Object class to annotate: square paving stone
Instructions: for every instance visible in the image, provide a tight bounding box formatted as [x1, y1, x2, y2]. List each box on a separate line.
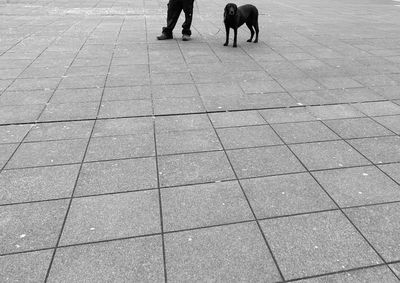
[92, 117, 153, 137]
[50, 88, 103, 103]
[227, 146, 306, 178]
[378, 163, 400, 183]
[151, 72, 192, 85]
[324, 117, 393, 139]
[0, 164, 80, 204]
[353, 101, 400, 116]
[0, 125, 32, 144]
[0, 105, 44, 124]
[371, 85, 400, 100]
[158, 151, 235, 187]
[153, 97, 205, 115]
[58, 76, 106, 89]
[165, 222, 281, 282]
[260, 210, 382, 280]
[316, 77, 363, 89]
[98, 99, 153, 118]
[151, 84, 198, 99]
[7, 139, 87, 169]
[240, 173, 335, 218]
[102, 86, 151, 101]
[85, 133, 155, 162]
[161, 181, 253, 231]
[0, 90, 53, 106]
[60, 191, 160, 245]
[155, 114, 212, 132]
[345, 203, 400, 262]
[277, 78, 323, 92]
[0, 200, 68, 254]
[217, 125, 283, 149]
[48, 236, 164, 282]
[390, 263, 400, 278]
[209, 111, 265, 128]
[156, 129, 221, 155]
[39, 102, 99, 122]
[374, 115, 400, 134]
[0, 250, 53, 283]
[289, 140, 370, 170]
[75, 157, 157, 196]
[295, 266, 399, 283]
[308, 105, 365, 120]
[0, 143, 18, 168]
[313, 166, 400, 207]
[239, 80, 285, 94]
[349, 136, 400, 164]
[272, 121, 339, 144]
[26, 121, 94, 141]
[8, 78, 61, 91]
[259, 107, 316, 124]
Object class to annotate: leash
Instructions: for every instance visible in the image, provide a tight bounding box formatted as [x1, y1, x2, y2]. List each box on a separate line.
[194, 0, 222, 37]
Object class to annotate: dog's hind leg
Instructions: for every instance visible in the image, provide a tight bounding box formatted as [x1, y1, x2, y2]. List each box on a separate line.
[253, 16, 259, 43]
[246, 22, 254, 42]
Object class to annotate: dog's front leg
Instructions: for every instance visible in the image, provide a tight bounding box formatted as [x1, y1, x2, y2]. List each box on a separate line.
[224, 24, 229, 46]
[233, 28, 237, 47]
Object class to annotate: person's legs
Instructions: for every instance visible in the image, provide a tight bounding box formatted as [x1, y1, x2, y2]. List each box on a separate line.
[159, 0, 183, 39]
[182, 0, 194, 36]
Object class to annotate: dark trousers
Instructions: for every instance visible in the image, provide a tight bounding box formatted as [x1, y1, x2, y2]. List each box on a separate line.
[162, 0, 194, 36]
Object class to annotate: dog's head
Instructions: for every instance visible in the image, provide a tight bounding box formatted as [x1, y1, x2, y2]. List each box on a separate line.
[224, 3, 238, 19]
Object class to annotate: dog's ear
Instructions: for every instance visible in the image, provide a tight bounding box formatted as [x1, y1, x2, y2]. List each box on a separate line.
[223, 5, 228, 20]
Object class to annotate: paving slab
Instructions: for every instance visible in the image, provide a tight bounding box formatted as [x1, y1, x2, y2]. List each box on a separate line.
[312, 166, 400, 207]
[349, 136, 400, 164]
[0, 250, 53, 283]
[161, 181, 253, 231]
[0, 164, 80, 204]
[48, 236, 164, 282]
[85, 133, 155, 162]
[227, 145, 306, 178]
[378, 163, 400, 184]
[217, 125, 283, 149]
[289, 140, 371, 171]
[241, 173, 335, 218]
[0, 200, 68, 254]
[25, 121, 94, 142]
[60, 191, 160, 245]
[209, 110, 266, 128]
[7, 139, 87, 169]
[324, 117, 393, 139]
[75, 157, 157, 196]
[158, 151, 235, 187]
[0, 124, 32, 144]
[374, 115, 400, 134]
[259, 107, 316, 124]
[272, 121, 339, 144]
[295, 266, 399, 283]
[39, 102, 99, 122]
[0, 105, 44, 124]
[260, 211, 382, 280]
[165, 222, 281, 282]
[345, 203, 400, 262]
[156, 128, 221, 155]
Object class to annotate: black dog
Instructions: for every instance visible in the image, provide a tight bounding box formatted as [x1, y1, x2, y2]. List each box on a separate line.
[224, 3, 259, 47]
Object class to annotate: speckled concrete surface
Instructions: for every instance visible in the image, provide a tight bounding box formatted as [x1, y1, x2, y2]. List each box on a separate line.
[1, 0, 400, 281]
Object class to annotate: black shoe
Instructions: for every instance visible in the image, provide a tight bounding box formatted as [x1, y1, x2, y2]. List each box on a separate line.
[182, 34, 191, 41]
[157, 33, 173, 40]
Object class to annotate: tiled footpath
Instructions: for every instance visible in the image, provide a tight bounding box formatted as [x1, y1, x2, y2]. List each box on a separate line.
[1, 0, 400, 281]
